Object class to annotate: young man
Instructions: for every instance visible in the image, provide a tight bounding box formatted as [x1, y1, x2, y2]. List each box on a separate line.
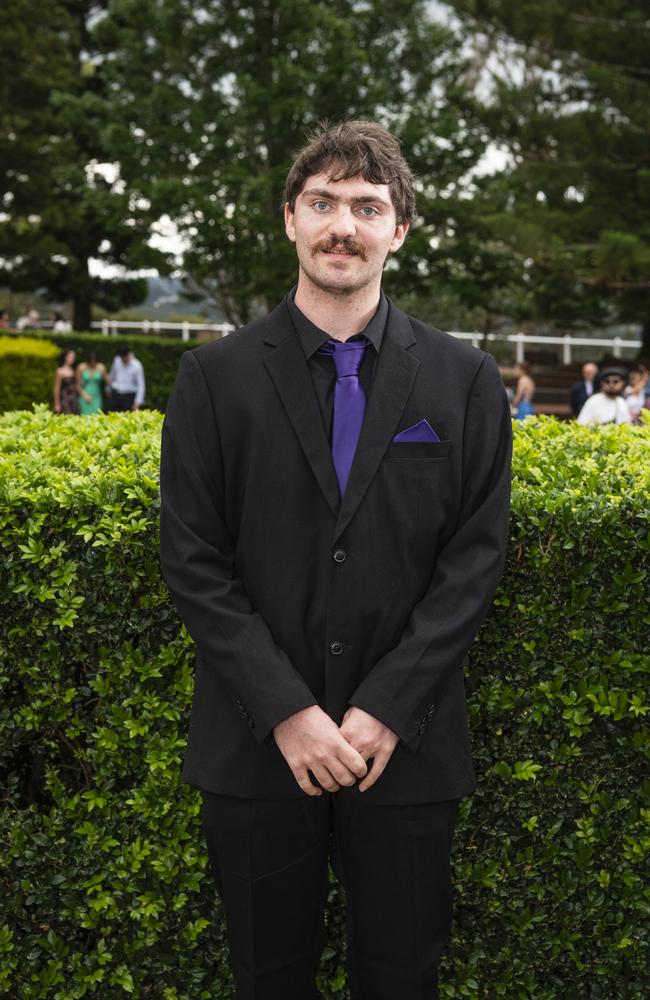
[159, 120, 512, 1000]
[108, 346, 145, 411]
[576, 366, 631, 425]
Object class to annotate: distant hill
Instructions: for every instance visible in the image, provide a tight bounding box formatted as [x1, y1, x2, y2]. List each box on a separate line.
[139, 277, 227, 321]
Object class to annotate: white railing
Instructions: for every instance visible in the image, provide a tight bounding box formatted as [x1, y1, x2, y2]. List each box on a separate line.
[447, 331, 642, 364]
[92, 318, 235, 342]
[93, 319, 642, 363]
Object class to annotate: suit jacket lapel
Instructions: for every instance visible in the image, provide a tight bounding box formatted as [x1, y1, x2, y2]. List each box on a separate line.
[334, 304, 419, 542]
[263, 302, 340, 517]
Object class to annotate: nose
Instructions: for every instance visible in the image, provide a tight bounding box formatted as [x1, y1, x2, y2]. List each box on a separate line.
[328, 205, 356, 241]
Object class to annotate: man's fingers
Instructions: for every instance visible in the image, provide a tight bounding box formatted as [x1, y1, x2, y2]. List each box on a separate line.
[327, 761, 358, 787]
[358, 750, 390, 792]
[294, 767, 322, 797]
[311, 765, 340, 794]
[340, 742, 368, 779]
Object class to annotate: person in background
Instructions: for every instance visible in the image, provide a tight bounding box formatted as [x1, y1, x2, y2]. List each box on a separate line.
[624, 369, 648, 424]
[512, 361, 535, 420]
[108, 346, 145, 411]
[16, 305, 40, 331]
[570, 362, 600, 417]
[52, 311, 73, 333]
[577, 366, 631, 425]
[0, 309, 10, 328]
[77, 351, 110, 415]
[53, 349, 79, 414]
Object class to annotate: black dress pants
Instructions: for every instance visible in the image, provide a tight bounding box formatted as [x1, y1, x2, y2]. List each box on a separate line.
[200, 789, 459, 1000]
[107, 390, 136, 411]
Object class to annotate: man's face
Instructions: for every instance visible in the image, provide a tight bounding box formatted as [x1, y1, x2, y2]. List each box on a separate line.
[601, 374, 625, 398]
[284, 172, 409, 297]
[583, 363, 597, 382]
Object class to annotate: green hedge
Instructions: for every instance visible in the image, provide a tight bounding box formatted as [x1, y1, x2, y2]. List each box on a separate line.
[0, 409, 648, 998]
[0, 338, 59, 413]
[0, 331, 205, 412]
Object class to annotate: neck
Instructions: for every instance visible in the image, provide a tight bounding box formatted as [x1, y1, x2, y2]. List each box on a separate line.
[293, 271, 381, 342]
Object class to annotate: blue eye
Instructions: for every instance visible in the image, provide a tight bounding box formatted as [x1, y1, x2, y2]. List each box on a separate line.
[359, 206, 378, 217]
[313, 201, 329, 211]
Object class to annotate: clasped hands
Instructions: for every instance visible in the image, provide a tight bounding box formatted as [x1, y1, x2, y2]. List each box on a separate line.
[273, 704, 399, 796]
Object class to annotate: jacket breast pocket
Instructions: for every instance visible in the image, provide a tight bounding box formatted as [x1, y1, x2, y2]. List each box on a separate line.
[380, 440, 453, 552]
[385, 441, 451, 462]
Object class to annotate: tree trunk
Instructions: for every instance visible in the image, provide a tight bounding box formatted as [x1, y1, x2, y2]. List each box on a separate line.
[71, 256, 94, 331]
[73, 296, 92, 331]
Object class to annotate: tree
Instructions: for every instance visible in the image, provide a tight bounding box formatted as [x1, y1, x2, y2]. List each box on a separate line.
[445, 1, 650, 349]
[392, 170, 536, 339]
[0, 0, 168, 329]
[96, 0, 490, 326]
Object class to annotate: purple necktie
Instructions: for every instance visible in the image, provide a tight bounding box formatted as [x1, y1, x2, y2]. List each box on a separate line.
[319, 338, 369, 496]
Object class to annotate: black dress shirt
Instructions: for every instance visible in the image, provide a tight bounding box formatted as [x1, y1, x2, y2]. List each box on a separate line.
[285, 289, 388, 440]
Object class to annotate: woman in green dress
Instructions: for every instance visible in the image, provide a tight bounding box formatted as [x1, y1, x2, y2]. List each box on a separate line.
[76, 352, 110, 415]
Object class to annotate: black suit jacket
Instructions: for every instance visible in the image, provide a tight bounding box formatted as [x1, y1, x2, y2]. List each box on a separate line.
[570, 376, 600, 417]
[159, 296, 512, 804]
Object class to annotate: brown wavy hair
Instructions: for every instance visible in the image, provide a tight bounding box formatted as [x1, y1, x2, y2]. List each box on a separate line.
[284, 120, 415, 225]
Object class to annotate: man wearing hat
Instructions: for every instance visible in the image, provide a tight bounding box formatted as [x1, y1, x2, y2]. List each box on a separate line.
[576, 366, 631, 425]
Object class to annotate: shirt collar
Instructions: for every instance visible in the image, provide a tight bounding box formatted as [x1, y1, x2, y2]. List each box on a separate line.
[285, 287, 387, 360]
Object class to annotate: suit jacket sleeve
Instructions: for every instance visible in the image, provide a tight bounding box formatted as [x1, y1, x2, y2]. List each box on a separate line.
[159, 349, 318, 744]
[570, 383, 583, 416]
[348, 353, 512, 752]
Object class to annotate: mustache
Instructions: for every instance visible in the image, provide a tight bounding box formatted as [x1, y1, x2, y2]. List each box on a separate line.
[311, 237, 367, 261]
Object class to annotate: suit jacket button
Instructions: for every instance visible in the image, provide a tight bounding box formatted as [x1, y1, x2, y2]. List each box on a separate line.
[333, 549, 347, 563]
[330, 641, 344, 655]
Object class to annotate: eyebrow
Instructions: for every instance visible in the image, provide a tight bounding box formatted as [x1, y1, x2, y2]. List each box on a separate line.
[300, 187, 392, 209]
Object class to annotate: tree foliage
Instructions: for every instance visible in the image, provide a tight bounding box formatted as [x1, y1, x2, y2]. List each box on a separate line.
[446, 1, 650, 343]
[97, 0, 488, 325]
[0, 0, 168, 329]
[4, 0, 648, 339]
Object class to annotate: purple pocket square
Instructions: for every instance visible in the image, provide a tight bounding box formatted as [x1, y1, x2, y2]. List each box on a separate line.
[393, 419, 441, 443]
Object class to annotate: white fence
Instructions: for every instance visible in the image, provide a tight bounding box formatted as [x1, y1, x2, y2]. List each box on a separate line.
[93, 319, 643, 364]
[448, 331, 643, 365]
[92, 319, 235, 342]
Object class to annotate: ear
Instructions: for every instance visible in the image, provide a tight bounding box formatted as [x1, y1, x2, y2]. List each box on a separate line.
[388, 220, 409, 254]
[284, 202, 296, 243]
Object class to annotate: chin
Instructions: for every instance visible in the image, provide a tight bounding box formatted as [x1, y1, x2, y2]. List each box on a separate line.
[316, 276, 370, 297]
